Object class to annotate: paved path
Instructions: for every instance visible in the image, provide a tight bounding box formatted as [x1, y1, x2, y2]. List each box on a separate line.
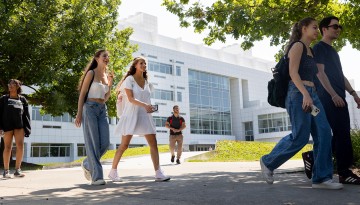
[1, 152, 359, 205]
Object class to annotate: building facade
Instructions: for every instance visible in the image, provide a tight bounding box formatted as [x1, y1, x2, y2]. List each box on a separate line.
[20, 13, 360, 163]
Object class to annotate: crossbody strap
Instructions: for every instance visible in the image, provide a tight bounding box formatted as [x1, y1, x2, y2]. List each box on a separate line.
[84, 70, 95, 102]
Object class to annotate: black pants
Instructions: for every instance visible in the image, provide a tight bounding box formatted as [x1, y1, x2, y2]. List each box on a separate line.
[320, 94, 353, 176]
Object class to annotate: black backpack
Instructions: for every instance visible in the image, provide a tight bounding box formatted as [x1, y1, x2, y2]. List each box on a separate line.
[267, 41, 307, 108]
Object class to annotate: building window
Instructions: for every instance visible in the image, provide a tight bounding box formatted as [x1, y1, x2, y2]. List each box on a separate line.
[77, 144, 86, 157]
[31, 143, 70, 157]
[177, 92, 182, 102]
[188, 70, 232, 135]
[258, 112, 291, 134]
[151, 89, 174, 101]
[32, 107, 73, 122]
[153, 116, 168, 127]
[244, 121, 254, 141]
[176, 66, 181, 76]
[148, 61, 173, 75]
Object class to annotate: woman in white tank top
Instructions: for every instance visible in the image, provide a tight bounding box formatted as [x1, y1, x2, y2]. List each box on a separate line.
[75, 49, 114, 186]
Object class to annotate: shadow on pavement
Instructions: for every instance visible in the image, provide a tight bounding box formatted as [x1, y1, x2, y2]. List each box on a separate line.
[1, 171, 359, 205]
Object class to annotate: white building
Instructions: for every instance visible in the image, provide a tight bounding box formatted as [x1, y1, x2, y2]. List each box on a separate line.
[21, 13, 360, 164]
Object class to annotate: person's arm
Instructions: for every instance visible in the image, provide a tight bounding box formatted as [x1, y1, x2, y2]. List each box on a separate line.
[344, 76, 360, 109]
[75, 71, 94, 127]
[125, 88, 153, 113]
[165, 118, 176, 132]
[288, 42, 312, 112]
[316, 64, 345, 107]
[178, 118, 186, 131]
[21, 96, 31, 137]
[104, 71, 114, 102]
[0, 96, 4, 131]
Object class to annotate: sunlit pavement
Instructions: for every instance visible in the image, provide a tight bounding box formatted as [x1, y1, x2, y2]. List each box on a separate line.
[1, 152, 358, 205]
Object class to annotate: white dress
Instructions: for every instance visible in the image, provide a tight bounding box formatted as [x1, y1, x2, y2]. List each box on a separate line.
[114, 75, 156, 136]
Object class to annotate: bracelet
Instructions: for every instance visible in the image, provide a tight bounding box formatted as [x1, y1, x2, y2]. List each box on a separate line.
[331, 94, 338, 100]
[349, 90, 356, 95]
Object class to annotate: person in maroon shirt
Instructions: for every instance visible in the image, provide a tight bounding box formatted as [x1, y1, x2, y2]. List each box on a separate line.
[165, 105, 186, 164]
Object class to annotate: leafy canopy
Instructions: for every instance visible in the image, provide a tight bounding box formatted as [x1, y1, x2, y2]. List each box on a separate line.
[0, 0, 137, 117]
[162, 0, 360, 53]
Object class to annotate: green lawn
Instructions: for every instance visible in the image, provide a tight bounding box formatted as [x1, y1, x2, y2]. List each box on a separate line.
[187, 140, 313, 162]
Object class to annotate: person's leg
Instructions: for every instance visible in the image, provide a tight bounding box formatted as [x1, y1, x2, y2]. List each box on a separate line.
[145, 134, 160, 171]
[169, 135, 176, 162]
[111, 135, 133, 169]
[82, 102, 102, 182]
[176, 135, 183, 162]
[310, 95, 333, 184]
[13, 128, 25, 169]
[109, 135, 132, 181]
[3, 131, 14, 170]
[262, 85, 311, 171]
[322, 100, 353, 176]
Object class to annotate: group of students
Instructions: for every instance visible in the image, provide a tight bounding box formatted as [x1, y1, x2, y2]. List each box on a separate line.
[1, 15, 359, 189]
[260, 16, 360, 189]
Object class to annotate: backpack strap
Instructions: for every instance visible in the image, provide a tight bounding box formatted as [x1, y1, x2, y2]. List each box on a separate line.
[84, 70, 95, 102]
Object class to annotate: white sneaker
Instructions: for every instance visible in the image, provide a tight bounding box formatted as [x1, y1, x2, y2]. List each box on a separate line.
[91, 179, 106, 186]
[260, 157, 274, 184]
[312, 180, 344, 190]
[81, 161, 91, 181]
[3, 170, 12, 179]
[108, 169, 122, 182]
[155, 169, 171, 182]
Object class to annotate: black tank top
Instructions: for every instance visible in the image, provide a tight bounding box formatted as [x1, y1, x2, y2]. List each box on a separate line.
[295, 42, 318, 82]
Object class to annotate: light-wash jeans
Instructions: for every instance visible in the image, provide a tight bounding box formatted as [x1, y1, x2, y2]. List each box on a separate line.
[82, 101, 110, 182]
[262, 82, 333, 183]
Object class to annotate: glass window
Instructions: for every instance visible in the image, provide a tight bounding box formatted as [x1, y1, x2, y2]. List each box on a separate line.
[177, 92, 182, 102]
[258, 112, 290, 133]
[188, 70, 231, 135]
[176, 66, 181, 76]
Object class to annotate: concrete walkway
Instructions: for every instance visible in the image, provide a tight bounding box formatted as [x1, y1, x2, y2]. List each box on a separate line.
[1, 152, 359, 205]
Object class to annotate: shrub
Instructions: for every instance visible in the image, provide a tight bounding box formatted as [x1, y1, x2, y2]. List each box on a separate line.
[351, 129, 360, 167]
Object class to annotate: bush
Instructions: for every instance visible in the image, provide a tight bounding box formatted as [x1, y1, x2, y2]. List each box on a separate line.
[351, 129, 360, 167]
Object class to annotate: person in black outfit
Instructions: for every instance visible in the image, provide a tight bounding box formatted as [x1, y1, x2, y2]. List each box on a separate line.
[165, 105, 186, 164]
[302, 16, 360, 185]
[0, 79, 31, 178]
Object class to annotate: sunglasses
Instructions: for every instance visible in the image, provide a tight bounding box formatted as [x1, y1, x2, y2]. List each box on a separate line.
[327, 24, 343, 30]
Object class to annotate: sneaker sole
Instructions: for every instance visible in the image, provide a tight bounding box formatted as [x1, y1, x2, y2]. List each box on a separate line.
[108, 175, 123, 182]
[81, 162, 91, 181]
[155, 177, 171, 182]
[14, 175, 25, 178]
[260, 158, 274, 184]
[312, 184, 344, 190]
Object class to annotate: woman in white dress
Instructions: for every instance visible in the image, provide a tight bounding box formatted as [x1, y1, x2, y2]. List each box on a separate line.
[109, 57, 170, 182]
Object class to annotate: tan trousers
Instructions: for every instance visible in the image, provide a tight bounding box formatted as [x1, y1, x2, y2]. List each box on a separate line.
[169, 134, 183, 159]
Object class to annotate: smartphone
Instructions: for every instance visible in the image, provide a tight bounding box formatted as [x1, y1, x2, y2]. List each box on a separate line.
[311, 105, 320, 117]
[151, 104, 158, 112]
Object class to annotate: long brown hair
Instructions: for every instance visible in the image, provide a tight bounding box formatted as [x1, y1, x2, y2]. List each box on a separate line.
[8, 79, 22, 94]
[78, 49, 107, 91]
[285, 17, 316, 53]
[115, 56, 148, 94]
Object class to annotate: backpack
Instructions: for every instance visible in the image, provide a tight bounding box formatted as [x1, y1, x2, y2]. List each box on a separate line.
[267, 41, 307, 108]
[169, 116, 183, 128]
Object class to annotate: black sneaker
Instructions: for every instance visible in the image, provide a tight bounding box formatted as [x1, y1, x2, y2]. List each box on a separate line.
[176, 159, 181, 164]
[339, 173, 360, 185]
[302, 151, 314, 179]
[171, 155, 175, 163]
[14, 169, 25, 177]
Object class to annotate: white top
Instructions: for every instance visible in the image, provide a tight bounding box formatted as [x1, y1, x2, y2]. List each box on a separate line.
[114, 75, 156, 136]
[87, 82, 109, 100]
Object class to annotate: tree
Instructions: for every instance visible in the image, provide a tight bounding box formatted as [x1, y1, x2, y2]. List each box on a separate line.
[0, 0, 137, 117]
[162, 0, 360, 54]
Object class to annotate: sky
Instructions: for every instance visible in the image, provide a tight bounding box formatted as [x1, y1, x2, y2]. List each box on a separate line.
[118, 0, 360, 90]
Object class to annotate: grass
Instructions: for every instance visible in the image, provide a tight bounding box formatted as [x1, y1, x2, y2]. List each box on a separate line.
[41, 145, 170, 168]
[187, 140, 313, 162]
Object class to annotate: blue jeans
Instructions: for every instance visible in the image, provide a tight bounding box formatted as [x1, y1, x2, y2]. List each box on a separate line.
[82, 101, 110, 181]
[262, 82, 333, 183]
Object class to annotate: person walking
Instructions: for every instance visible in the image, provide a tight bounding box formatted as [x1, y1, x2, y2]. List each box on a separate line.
[302, 16, 360, 184]
[165, 105, 186, 164]
[75, 49, 113, 185]
[260, 17, 343, 189]
[0, 79, 31, 178]
[109, 56, 170, 182]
